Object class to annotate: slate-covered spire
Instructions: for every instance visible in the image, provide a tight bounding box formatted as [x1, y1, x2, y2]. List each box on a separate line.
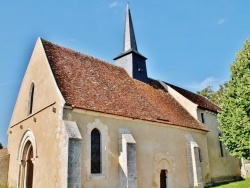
[114, 3, 148, 83]
[124, 3, 138, 52]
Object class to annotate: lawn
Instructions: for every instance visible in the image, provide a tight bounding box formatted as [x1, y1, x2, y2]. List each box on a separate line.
[209, 179, 250, 188]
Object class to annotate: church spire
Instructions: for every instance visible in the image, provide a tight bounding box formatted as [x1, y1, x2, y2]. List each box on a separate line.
[124, 3, 138, 52]
[114, 3, 148, 83]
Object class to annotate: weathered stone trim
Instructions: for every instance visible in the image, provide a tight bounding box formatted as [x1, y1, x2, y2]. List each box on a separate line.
[64, 120, 82, 188]
[85, 119, 110, 180]
[241, 158, 250, 178]
[154, 152, 175, 188]
[17, 130, 37, 160]
[186, 134, 203, 188]
[17, 130, 37, 188]
[119, 129, 137, 188]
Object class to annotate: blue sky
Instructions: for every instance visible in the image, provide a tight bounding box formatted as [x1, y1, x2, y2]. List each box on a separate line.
[0, 0, 250, 147]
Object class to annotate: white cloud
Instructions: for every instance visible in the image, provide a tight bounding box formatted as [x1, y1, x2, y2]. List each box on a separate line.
[109, 2, 119, 8]
[185, 77, 220, 92]
[218, 19, 225, 25]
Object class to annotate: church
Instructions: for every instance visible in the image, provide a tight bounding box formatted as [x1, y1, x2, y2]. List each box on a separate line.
[0, 4, 240, 188]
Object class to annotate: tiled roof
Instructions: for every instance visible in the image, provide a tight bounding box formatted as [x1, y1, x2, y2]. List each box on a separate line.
[41, 39, 207, 131]
[166, 83, 221, 113]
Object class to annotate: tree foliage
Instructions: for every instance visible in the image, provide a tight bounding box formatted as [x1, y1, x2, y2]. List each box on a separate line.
[0, 142, 3, 149]
[197, 86, 214, 100]
[218, 38, 250, 159]
[197, 82, 228, 107]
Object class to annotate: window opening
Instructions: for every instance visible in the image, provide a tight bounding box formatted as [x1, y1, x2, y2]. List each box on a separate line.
[198, 148, 202, 162]
[160, 170, 167, 188]
[28, 83, 35, 115]
[219, 133, 224, 157]
[91, 128, 101, 173]
[201, 113, 205, 123]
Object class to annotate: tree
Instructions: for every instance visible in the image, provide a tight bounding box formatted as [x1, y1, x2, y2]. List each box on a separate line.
[211, 82, 228, 106]
[0, 142, 3, 149]
[197, 82, 228, 107]
[197, 86, 214, 100]
[218, 38, 250, 160]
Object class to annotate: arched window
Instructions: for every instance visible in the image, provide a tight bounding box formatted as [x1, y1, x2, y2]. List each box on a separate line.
[28, 83, 35, 115]
[160, 170, 167, 188]
[91, 128, 101, 173]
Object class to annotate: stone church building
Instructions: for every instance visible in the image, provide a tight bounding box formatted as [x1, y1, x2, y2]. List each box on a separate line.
[0, 4, 240, 188]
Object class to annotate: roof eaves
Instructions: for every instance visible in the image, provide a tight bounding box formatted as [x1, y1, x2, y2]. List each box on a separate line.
[164, 81, 220, 113]
[113, 49, 147, 60]
[65, 105, 209, 132]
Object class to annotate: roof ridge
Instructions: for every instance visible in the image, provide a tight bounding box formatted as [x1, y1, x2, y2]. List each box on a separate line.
[164, 81, 220, 112]
[165, 81, 213, 101]
[40, 38, 126, 72]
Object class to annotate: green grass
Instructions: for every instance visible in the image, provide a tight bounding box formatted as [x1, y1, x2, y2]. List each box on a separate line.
[0, 185, 12, 188]
[209, 178, 250, 188]
[0, 185, 9, 188]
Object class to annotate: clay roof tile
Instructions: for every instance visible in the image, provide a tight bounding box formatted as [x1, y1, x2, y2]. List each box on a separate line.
[166, 83, 221, 113]
[41, 39, 208, 131]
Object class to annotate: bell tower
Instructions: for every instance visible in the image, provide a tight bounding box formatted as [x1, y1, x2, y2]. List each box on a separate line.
[114, 3, 148, 83]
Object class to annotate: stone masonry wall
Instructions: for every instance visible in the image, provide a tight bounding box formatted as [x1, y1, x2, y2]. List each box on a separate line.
[119, 129, 137, 188]
[0, 149, 9, 186]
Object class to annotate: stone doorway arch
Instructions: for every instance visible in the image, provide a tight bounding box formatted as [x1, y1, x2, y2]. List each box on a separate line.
[154, 153, 175, 188]
[18, 130, 37, 188]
